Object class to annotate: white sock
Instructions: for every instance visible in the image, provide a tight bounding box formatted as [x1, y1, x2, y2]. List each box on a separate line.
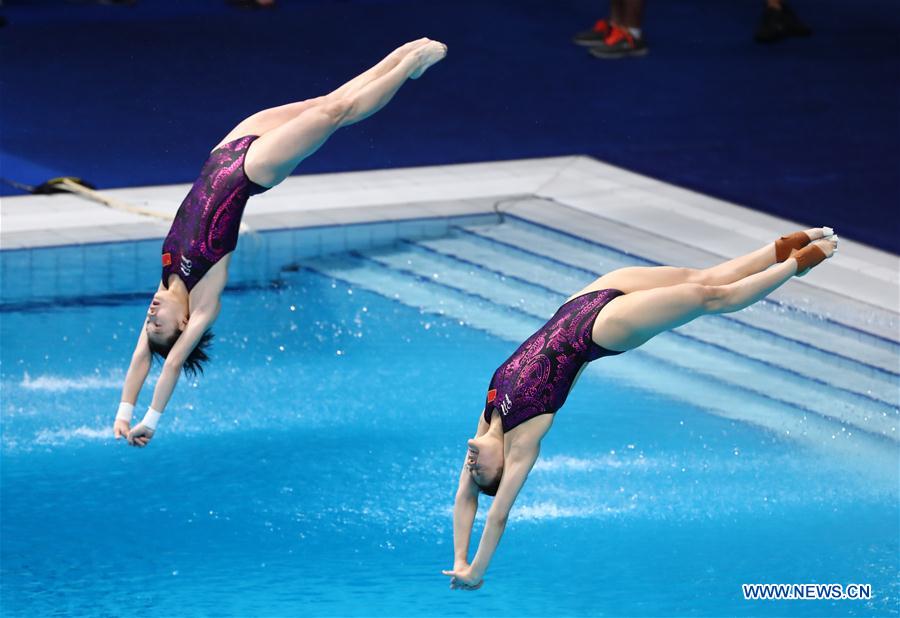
[628, 27, 643, 39]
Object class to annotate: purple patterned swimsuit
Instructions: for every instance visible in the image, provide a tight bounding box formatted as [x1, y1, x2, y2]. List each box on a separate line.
[484, 289, 625, 432]
[161, 136, 269, 291]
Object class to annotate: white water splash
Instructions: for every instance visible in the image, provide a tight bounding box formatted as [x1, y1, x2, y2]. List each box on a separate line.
[513, 501, 637, 522]
[533, 454, 653, 472]
[20, 372, 121, 393]
[34, 426, 112, 445]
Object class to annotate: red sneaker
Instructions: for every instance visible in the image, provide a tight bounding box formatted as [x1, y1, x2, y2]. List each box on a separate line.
[589, 25, 648, 58]
[572, 19, 613, 46]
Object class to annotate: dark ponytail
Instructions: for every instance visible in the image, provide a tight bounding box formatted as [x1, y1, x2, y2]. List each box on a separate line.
[147, 330, 214, 377]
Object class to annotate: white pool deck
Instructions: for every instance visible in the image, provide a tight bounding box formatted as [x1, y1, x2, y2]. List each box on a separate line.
[1, 156, 898, 342]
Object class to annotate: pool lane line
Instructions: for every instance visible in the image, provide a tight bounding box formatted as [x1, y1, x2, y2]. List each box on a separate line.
[0, 278, 280, 313]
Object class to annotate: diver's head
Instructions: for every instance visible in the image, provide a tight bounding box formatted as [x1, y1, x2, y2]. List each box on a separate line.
[466, 435, 504, 496]
[145, 292, 188, 344]
[145, 292, 213, 377]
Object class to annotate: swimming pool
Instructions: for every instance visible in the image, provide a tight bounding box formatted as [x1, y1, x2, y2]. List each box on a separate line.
[1, 215, 898, 617]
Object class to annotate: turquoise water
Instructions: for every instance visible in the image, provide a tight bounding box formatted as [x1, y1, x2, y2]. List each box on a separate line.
[1, 220, 898, 616]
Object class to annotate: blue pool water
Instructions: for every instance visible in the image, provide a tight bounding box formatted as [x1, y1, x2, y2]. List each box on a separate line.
[1, 218, 898, 617]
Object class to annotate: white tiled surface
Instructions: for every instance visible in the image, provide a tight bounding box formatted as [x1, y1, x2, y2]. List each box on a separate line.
[2, 156, 897, 339]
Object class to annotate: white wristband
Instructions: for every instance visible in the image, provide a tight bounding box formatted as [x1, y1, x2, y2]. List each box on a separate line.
[115, 402, 134, 422]
[140, 407, 162, 431]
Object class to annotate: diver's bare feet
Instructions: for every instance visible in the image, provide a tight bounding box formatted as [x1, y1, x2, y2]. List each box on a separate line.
[393, 37, 431, 59]
[794, 235, 838, 276]
[410, 40, 447, 79]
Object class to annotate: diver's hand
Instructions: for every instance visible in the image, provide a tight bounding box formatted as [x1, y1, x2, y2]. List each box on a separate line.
[127, 424, 154, 448]
[442, 564, 484, 590]
[113, 418, 131, 441]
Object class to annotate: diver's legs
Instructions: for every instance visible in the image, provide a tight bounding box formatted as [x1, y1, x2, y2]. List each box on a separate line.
[327, 38, 431, 99]
[568, 227, 829, 299]
[591, 237, 837, 351]
[211, 39, 431, 151]
[243, 40, 446, 187]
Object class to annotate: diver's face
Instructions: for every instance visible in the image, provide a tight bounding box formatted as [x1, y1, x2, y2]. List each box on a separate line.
[466, 437, 503, 487]
[145, 293, 185, 343]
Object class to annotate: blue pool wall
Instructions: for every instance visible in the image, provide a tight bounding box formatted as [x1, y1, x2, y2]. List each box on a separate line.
[0, 214, 498, 306]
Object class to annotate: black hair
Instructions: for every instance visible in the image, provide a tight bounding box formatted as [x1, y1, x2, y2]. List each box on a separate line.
[147, 330, 214, 378]
[475, 468, 503, 497]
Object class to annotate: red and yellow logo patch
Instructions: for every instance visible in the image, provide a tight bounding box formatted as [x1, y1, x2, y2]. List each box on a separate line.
[162, 252, 172, 266]
[487, 389, 497, 403]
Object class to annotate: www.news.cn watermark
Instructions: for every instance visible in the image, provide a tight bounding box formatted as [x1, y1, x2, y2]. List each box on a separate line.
[743, 583, 872, 601]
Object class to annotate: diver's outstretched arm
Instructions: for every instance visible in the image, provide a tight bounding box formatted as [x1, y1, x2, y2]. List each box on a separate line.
[114, 328, 152, 440]
[444, 442, 541, 589]
[125, 309, 218, 448]
[451, 460, 481, 573]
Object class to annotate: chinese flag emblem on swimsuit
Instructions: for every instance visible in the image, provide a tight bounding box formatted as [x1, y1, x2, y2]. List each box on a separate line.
[487, 389, 497, 403]
[162, 252, 172, 266]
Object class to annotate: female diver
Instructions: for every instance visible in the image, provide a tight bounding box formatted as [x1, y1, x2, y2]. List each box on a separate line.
[443, 228, 838, 590]
[112, 38, 447, 447]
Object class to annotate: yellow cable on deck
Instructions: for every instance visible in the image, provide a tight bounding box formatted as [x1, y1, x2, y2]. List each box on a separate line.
[40, 177, 253, 234]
